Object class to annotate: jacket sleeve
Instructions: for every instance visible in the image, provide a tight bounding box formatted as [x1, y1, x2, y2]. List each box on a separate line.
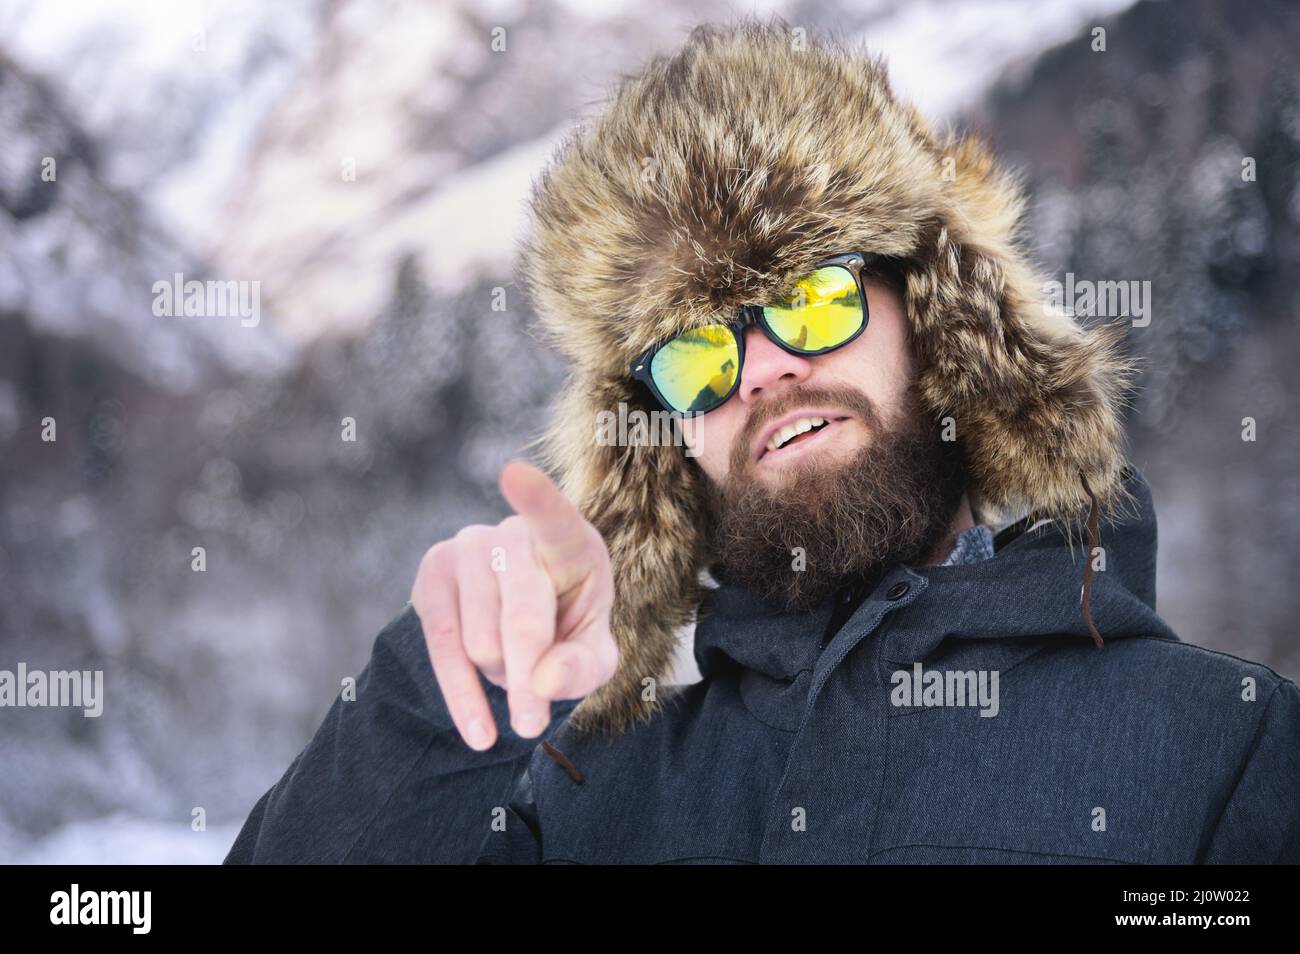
[1202, 677, 1300, 863]
[224, 604, 578, 864]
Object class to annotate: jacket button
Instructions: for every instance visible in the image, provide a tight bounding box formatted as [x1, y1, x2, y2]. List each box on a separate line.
[886, 582, 910, 601]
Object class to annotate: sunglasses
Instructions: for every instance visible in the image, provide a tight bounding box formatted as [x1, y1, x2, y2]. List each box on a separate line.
[630, 252, 879, 415]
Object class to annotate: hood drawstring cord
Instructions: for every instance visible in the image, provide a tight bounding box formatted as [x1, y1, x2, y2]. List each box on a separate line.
[1080, 473, 1105, 649]
[541, 740, 585, 784]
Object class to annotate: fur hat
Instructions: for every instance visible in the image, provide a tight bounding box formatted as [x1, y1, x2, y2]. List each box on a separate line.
[518, 17, 1132, 736]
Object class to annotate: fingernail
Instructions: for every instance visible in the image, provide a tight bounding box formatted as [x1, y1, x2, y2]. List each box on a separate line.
[515, 711, 547, 737]
[465, 718, 493, 751]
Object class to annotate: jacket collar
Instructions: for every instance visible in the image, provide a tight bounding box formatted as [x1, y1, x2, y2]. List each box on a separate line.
[692, 567, 843, 682]
[692, 467, 1177, 681]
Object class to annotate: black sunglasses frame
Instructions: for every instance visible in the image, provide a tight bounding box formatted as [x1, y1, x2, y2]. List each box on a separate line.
[629, 251, 880, 415]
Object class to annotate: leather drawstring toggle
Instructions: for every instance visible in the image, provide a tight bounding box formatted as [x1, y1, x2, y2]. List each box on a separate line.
[541, 740, 585, 784]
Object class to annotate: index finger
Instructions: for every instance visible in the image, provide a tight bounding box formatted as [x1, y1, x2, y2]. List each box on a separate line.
[499, 460, 595, 593]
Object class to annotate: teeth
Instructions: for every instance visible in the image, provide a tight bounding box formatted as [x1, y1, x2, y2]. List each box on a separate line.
[766, 416, 827, 453]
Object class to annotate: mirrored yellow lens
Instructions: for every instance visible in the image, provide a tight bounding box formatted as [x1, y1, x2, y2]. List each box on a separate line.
[761, 265, 863, 352]
[649, 324, 740, 412]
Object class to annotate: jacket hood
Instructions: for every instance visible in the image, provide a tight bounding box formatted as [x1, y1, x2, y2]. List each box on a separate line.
[694, 466, 1175, 684]
[518, 17, 1135, 736]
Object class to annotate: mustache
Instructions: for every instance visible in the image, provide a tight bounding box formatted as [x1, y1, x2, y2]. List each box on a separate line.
[705, 381, 968, 611]
[729, 384, 884, 474]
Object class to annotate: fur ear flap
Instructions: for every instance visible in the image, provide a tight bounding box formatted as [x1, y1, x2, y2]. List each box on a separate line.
[534, 378, 709, 737]
[905, 222, 1134, 526]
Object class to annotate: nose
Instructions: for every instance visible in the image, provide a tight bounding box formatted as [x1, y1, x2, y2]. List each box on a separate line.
[736, 323, 813, 404]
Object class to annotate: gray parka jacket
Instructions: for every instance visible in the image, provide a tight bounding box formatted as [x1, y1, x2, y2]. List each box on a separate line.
[226, 469, 1300, 864]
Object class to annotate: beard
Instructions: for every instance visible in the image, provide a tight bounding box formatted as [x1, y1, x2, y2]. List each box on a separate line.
[702, 382, 967, 611]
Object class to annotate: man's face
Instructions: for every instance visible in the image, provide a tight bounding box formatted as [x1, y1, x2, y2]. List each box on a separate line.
[680, 277, 915, 485]
[678, 276, 968, 609]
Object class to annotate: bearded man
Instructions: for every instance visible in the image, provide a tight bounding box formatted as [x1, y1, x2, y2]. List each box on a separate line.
[227, 19, 1300, 865]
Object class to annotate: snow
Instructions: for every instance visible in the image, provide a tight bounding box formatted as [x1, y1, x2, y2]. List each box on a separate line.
[856, 0, 1141, 117]
[13, 814, 242, 865]
[0, 0, 322, 246]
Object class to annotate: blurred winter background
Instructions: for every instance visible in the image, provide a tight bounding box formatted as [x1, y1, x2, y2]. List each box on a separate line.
[1, 0, 1297, 863]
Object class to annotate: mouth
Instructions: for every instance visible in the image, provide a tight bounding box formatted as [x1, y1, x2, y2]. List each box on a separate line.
[754, 411, 853, 463]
